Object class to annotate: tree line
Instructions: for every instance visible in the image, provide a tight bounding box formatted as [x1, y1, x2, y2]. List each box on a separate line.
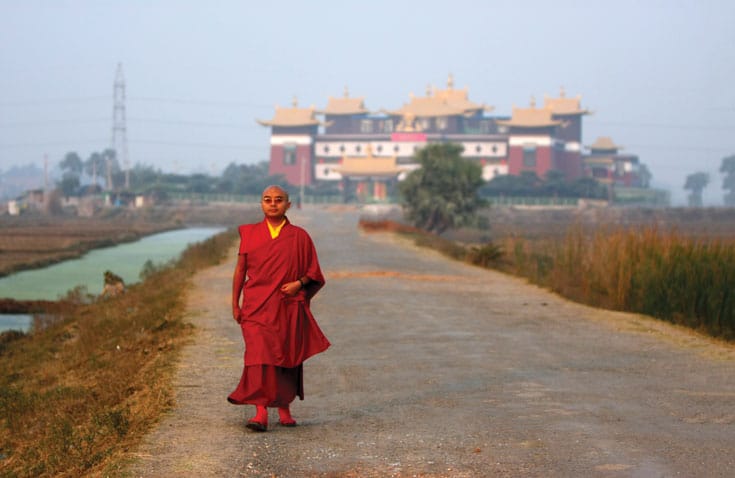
[56, 150, 298, 199]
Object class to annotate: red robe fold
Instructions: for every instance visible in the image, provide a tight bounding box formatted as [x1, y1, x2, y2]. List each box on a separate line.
[228, 218, 329, 406]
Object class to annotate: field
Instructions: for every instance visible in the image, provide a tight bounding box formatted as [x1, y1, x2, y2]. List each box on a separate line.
[364, 204, 735, 341]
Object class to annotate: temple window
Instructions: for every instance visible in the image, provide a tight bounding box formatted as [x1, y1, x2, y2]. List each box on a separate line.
[419, 118, 430, 130]
[383, 119, 394, 133]
[284, 143, 297, 166]
[523, 144, 537, 167]
[356, 145, 362, 153]
[340, 144, 346, 153]
[491, 144, 498, 154]
[475, 145, 482, 153]
[360, 119, 373, 133]
[436, 117, 448, 130]
[323, 145, 330, 154]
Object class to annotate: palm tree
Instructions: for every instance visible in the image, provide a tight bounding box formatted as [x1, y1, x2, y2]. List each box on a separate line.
[684, 172, 710, 207]
[720, 154, 735, 206]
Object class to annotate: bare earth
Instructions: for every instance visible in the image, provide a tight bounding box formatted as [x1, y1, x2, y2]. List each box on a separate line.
[125, 207, 735, 478]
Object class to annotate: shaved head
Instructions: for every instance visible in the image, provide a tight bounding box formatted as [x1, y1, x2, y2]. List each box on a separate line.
[262, 185, 290, 201]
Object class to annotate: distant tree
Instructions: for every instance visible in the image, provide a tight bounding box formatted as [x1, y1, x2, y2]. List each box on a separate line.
[480, 171, 607, 199]
[543, 169, 566, 196]
[112, 163, 158, 191]
[58, 174, 80, 198]
[720, 154, 735, 206]
[81, 149, 120, 190]
[399, 143, 485, 234]
[568, 177, 608, 199]
[684, 172, 710, 207]
[85, 151, 106, 187]
[217, 161, 286, 195]
[189, 173, 213, 194]
[59, 152, 83, 176]
[58, 151, 84, 198]
[480, 174, 528, 196]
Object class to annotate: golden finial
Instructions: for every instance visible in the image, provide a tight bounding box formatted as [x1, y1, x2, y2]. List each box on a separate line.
[529, 95, 536, 108]
[559, 86, 566, 98]
[344, 85, 349, 98]
[426, 84, 432, 97]
[447, 73, 454, 89]
[292, 96, 298, 108]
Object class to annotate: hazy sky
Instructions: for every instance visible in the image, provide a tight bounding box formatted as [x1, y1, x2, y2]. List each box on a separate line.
[1, 0, 733, 205]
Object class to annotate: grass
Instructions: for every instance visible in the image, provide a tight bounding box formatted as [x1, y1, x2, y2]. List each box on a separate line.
[518, 227, 735, 341]
[360, 218, 735, 342]
[0, 228, 238, 477]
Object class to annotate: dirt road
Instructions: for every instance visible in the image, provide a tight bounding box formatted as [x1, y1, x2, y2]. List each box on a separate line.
[126, 207, 735, 477]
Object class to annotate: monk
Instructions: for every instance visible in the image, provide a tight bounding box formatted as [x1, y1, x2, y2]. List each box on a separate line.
[227, 185, 330, 432]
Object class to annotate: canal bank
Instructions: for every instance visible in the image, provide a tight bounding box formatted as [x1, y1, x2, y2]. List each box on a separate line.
[0, 227, 225, 332]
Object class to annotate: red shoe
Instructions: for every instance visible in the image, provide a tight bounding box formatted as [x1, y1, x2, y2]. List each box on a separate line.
[278, 407, 297, 427]
[247, 406, 268, 432]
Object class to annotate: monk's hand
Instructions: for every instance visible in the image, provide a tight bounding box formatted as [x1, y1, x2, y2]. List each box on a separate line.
[281, 281, 302, 296]
[232, 307, 241, 323]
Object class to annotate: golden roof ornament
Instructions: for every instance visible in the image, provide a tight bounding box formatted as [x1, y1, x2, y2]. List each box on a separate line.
[447, 73, 454, 89]
[529, 95, 536, 108]
[291, 96, 298, 108]
[559, 86, 566, 98]
[343, 85, 349, 98]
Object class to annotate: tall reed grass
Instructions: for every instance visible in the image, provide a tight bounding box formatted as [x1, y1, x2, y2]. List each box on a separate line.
[502, 227, 735, 340]
[360, 218, 735, 341]
[0, 228, 237, 477]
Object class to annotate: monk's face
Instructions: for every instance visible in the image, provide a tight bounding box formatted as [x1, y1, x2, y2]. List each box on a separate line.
[261, 187, 291, 221]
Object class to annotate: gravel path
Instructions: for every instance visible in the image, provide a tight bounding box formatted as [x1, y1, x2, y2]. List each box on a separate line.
[126, 206, 735, 477]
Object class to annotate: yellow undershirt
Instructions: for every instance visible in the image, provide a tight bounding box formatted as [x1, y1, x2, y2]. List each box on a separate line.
[266, 219, 286, 239]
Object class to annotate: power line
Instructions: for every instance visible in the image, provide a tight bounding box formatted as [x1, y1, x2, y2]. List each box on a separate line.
[128, 118, 248, 128]
[0, 96, 109, 106]
[129, 96, 272, 109]
[132, 139, 265, 150]
[0, 118, 108, 127]
[589, 120, 735, 132]
[0, 139, 109, 148]
[0, 117, 247, 128]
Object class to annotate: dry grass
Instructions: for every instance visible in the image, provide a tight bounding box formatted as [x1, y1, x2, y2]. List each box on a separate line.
[361, 217, 735, 342]
[496, 228, 735, 341]
[0, 228, 239, 477]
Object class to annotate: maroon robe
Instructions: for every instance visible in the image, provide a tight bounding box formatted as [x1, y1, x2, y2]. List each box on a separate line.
[228, 218, 330, 406]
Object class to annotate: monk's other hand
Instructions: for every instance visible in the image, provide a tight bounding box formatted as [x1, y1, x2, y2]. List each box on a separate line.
[280, 281, 302, 296]
[232, 307, 242, 323]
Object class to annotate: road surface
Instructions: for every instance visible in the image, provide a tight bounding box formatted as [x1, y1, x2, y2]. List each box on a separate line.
[126, 206, 735, 477]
